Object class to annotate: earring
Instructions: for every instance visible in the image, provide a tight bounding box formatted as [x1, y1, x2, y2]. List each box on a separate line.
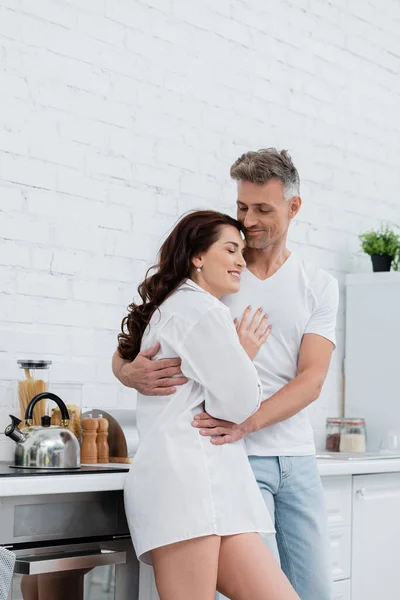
[196, 267, 201, 272]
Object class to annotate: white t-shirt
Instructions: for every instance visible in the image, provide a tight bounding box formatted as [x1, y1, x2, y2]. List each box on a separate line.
[221, 252, 339, 457]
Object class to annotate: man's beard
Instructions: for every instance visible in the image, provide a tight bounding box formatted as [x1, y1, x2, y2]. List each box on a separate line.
[245, 231, 271, 249]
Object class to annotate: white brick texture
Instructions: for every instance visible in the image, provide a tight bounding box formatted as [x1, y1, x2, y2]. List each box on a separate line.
[1, 0, 400, 459]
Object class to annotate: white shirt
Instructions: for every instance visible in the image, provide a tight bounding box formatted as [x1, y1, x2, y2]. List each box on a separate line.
[124, 279, 274, 564]
[222, 253, 339, 457]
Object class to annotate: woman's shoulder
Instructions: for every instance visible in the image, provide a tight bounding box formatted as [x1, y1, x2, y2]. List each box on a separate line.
[163, 279, 228, 323]
[144, 281, 235, 352]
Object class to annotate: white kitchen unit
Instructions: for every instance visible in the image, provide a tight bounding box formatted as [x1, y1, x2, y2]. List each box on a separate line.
[351, 472, 400, 600]
[323, 476, 352, 586]
[333, 580, 351, 600]
[319, 457, 400, 600]
[344, 273, 400, 451]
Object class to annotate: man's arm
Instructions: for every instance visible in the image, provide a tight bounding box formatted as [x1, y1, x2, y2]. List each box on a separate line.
[193, 333, 334, 444]
[112, 343, 188, 395]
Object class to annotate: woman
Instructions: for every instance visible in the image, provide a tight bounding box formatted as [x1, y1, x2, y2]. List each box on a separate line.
[119, 211, 299, 600]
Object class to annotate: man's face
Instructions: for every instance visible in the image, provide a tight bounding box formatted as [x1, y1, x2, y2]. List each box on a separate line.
[236, 179, 300, 249]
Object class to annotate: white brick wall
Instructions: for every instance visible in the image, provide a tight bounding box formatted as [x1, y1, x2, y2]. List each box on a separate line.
[1, 0, 400, 460]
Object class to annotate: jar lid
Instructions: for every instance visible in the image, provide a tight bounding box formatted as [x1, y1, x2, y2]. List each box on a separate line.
[326, 417, 343, 424]
[17, 360, 52, 369]
[342, 418, 365, 425]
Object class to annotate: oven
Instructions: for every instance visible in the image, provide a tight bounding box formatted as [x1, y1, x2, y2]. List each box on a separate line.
[1, 491, 139, 600]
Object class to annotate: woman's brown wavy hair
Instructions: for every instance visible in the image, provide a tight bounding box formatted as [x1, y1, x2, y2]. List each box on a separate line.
[117, 210, 243, 361]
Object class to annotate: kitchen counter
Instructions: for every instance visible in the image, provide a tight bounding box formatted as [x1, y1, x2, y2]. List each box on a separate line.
[3, 457, 400, 497]
[0, 471, 128, 496]
[317, 456, 400, 477]
[0, 462, 130, 497]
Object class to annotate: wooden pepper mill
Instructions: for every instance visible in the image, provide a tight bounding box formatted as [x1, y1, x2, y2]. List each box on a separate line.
[80, 415, 98, 464]
[96, 414, 109, 464]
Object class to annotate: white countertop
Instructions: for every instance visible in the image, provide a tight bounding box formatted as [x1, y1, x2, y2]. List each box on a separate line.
[2, 457, 400, 497]
[0, 470, 128, 497]
[317, 456, 400, 477]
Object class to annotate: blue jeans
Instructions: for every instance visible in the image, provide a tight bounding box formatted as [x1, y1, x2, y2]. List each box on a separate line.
[218, 455, 332, 600]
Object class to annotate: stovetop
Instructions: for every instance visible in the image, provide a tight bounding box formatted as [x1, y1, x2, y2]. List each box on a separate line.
[0, 461, 130, 477]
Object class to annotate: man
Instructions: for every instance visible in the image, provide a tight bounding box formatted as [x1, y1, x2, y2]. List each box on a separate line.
[112, 148, 338, 600]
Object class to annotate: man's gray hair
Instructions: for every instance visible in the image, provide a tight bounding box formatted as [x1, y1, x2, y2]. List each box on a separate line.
[230, 148, 300, 201]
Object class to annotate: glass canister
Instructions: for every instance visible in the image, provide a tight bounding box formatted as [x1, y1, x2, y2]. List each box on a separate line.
[17, 360, 52, 425]
[50, 382, 83, 442]
[325, 418, 342, 452]
[339, 418, 366, 453]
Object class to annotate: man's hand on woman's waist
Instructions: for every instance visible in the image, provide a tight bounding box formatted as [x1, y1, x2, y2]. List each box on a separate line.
[192, 411, 253, 445]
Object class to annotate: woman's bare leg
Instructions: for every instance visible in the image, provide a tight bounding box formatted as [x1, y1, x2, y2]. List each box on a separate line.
[217, 533, 300, 600]
[151, 535, 221, 600]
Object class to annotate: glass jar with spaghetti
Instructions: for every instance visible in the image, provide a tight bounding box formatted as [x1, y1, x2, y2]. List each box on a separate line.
[17, 360, 52, 425]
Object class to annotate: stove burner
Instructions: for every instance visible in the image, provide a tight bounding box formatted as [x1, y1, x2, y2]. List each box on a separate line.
[0, 462, 130, 477]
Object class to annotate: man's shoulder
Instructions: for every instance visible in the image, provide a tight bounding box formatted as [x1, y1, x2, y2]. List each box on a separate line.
[294, 254, 337, 294]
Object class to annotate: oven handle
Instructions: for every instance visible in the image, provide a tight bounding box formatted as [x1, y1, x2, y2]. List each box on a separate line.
[14, 548, 126, 575]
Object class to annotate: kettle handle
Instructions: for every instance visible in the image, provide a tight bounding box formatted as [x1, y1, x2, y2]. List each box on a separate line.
[25, 392, 70, 427]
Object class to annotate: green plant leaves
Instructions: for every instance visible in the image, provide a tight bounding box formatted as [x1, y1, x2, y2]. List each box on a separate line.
[359, 225, 400, 270]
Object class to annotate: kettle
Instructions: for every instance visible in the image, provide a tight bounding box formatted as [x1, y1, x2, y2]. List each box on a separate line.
[5, 392, 81, 469]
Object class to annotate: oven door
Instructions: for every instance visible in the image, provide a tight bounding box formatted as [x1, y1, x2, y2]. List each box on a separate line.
[8, 537, 137, 600]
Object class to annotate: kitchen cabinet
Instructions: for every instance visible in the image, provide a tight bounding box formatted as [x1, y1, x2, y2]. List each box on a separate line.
[328, 527, 351, 582]
[322, 469, 400, 600]
[323, 475, 352, 580]
[333, 579, 351, 600]
[323, 475, 352, 593]
[351, 472, 400, 600]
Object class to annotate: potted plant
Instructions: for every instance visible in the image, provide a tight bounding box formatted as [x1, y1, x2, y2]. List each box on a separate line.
[359, 225, 400, 272]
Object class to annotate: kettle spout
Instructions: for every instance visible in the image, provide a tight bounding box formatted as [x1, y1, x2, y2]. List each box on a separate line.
[4, 415, 26, 443]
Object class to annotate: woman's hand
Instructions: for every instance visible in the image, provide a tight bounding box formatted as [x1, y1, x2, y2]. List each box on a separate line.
[234, 306, 271, 360]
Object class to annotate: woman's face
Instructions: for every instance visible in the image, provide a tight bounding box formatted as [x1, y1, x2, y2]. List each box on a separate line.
[191, 225, 246, 298]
